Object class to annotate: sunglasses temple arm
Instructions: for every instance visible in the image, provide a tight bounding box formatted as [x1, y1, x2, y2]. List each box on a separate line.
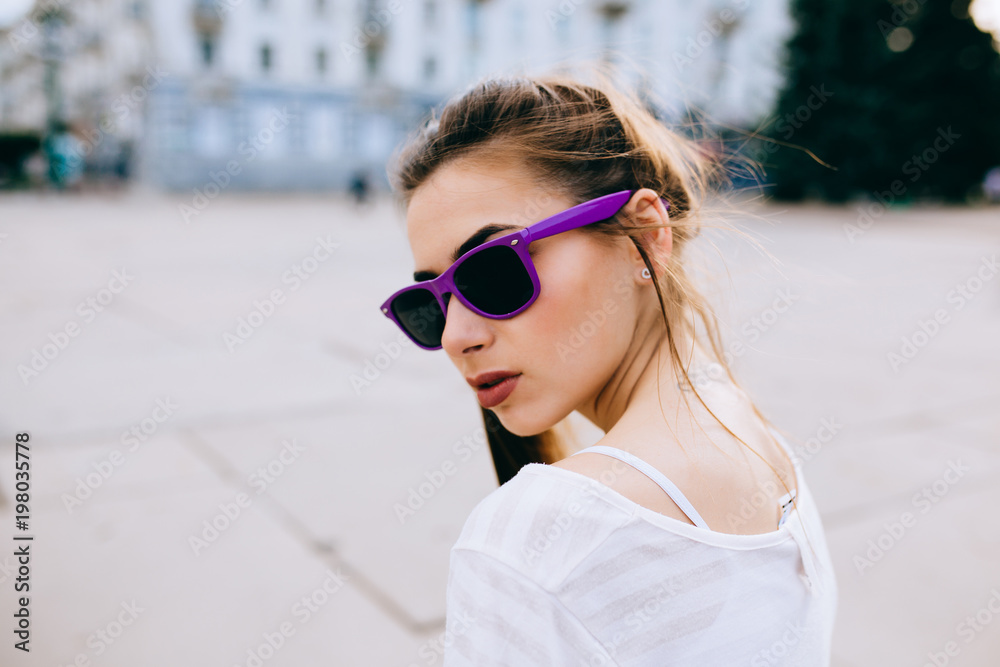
[526, 190, 634, 242]
[525, 191, 670, 243]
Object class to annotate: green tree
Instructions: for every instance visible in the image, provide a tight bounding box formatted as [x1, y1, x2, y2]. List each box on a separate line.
[761, 0, 1000, 202]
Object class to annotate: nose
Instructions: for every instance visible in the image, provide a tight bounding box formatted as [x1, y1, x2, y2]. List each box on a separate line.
[440, 292, 494, 355]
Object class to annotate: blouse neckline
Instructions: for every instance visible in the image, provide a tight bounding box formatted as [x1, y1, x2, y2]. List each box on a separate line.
[516, 438, 806, 551]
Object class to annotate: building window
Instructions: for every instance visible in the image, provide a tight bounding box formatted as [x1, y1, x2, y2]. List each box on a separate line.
[465, 2, 480, 79]
[362, 0, 385, 80]
[316, 48, 328, 75]
[423, 55, 436, 82]
[597, 3, 628, 62]
[423, 0, 435, 27]
[466, 2, 480, 51]
[365, 49, 379, 79]
[260, 0, 270, 9]
[316, 0, 326, 14]
[200, 36, 215, 67]
[260, 43, 273, 73]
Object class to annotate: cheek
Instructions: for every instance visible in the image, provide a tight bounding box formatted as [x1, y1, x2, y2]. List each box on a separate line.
[513, 242, 633, 370]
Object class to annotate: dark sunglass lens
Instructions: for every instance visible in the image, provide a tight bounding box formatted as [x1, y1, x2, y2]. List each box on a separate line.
[391, 288, 444, 347]
[454, 245, 534, 315]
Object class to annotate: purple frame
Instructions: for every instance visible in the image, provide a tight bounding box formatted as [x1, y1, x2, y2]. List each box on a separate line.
[380, 189, 669, 350]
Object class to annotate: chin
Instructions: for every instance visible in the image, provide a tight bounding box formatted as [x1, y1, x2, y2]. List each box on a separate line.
[491, 405, 556, 439]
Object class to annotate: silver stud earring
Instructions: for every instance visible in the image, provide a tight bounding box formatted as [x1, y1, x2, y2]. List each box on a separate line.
[641, 268, 651, 280]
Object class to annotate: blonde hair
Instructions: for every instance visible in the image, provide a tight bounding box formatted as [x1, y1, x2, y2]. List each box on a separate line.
[387, 59, 817, 557]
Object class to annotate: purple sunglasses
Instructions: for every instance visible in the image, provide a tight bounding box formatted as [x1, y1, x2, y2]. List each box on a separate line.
[380, 189, 668, 350]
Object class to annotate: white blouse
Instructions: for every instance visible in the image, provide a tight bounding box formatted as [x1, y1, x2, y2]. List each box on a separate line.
[441, 429, 839, 666]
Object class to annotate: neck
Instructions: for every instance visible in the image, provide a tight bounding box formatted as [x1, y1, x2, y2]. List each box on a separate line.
[575, 306, 707, 435]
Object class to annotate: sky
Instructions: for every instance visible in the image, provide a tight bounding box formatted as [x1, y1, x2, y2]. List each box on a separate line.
[0, 0, 998, 39]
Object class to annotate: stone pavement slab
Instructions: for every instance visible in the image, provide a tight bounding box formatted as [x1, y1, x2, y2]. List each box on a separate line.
[0, 435, 426, 666]
[0, 191, 997, 666]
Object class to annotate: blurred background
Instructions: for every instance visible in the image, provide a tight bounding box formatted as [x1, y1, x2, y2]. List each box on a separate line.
[0, 0, 998, 665]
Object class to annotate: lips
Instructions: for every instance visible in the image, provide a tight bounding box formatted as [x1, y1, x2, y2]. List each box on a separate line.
[467, 370, 521, 390]
[467, 371, 522, 409]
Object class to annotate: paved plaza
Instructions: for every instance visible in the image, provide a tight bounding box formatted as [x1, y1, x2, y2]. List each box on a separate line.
[0, 189, 997, 666]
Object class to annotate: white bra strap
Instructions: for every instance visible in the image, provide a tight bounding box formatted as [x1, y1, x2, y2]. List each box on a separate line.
[573, 445, 711, 530]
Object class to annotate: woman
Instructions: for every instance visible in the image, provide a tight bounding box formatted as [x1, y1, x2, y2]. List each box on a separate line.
[380, 65, 838, 665]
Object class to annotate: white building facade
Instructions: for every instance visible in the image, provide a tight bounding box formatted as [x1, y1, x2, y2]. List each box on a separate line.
[1, 0, 793, 190]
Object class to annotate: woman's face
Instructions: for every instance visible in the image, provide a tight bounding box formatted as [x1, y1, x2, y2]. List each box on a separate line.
[405, 156, 650, 436]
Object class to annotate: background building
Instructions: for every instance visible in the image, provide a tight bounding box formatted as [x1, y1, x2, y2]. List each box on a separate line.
[2, 0, 796, 191]
[0, 0, 154, 184]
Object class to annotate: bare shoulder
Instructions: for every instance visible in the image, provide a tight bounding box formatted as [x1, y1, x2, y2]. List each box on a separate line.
[548, 447, 702, 526]
[550, 423, 798, 535]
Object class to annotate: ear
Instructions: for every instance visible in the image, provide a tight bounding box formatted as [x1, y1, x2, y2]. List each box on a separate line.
[624, 188, 672, 275]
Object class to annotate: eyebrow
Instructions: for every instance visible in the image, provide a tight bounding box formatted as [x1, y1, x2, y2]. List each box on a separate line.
[413, 223, 522, 282]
